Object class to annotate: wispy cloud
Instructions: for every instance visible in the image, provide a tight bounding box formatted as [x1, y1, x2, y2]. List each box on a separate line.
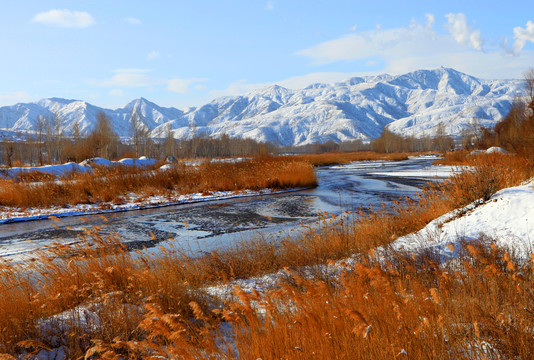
[32, 9, 95, 28]
[92, 70, 208, 95]
[445, 13, 483, 51]
[124, 17, 141, 25]
[167, 78, 209, 94]
[109, 89, 124, 96]
[147, 51, 160, 60]
[92, 69, 159, 88]
[265, 1, 274, 11]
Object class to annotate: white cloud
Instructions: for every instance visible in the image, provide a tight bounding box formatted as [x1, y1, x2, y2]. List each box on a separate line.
[32, 9, 95, 28]
[147, 51, 160, 60]
[350, 24, 358, 32]
[109, 89, 124, 96]
[512, 20, 534, 55]
[167, 78, 209, 94]
[266, 1, 274, 11]
[124, 17, 141, 25]
[445, 13, 483, 51]
[425, 13, 435, 29]
[93, 69, 159, 88]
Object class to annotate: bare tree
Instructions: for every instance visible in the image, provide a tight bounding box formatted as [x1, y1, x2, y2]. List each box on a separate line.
[35, 115, 47, 165]
[89, 112, 119, 159]
[130, 108, 150, 157]
[163, 123, 176, 158]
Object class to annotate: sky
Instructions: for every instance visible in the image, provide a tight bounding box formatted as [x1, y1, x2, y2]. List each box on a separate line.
[1, 0, 534, 109]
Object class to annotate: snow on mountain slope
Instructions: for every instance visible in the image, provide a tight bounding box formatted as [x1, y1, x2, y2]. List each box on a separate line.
[0, 68, 525, 146]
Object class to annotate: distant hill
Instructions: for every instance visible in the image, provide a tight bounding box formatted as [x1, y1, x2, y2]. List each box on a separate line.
[0, 68, 524, 146]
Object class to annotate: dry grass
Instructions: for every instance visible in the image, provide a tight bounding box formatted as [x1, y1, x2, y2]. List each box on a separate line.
[215, 240, 534, 359]
[0, 156, 317, 209]
[436, 152, 533, 206]
[0, 152, 533, 358]
[286, 151, 415, 167]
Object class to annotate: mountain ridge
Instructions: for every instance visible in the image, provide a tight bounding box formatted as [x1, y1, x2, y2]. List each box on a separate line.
[0, 68, 525, 145]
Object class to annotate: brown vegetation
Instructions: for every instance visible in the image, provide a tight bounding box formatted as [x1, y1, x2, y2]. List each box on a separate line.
[0, 150, 532, 358]
[285, 151, 413, 167]
[477, 69, 534, 160]
[0, 156, 317, 209]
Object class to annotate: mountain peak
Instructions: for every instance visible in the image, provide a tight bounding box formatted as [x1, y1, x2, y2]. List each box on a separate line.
[123, 97, 159, 111]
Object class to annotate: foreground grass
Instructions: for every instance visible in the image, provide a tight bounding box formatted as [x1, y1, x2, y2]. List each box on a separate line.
[0, 152, 533, 358]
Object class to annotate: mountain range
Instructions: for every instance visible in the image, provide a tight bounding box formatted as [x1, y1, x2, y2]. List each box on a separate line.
[0, 68, 525, 146]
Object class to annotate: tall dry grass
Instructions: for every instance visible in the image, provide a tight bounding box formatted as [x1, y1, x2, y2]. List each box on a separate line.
[0, 156, 317, 209]
[213, 240, 534, 359]
[0, 151, 533, 358]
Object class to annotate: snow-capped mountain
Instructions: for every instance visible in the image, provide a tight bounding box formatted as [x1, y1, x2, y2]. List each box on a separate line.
[0, 68, 525, 146]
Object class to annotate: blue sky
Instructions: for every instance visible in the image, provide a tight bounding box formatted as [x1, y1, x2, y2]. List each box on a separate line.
[1, 0, 533, 109]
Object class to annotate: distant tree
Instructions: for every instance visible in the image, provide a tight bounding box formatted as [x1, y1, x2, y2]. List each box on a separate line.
[35, 115, 47, 165]
[163, 123, 176, 157]
[88, 112, 120, 159]
[130, 108, 150, 157]
[434, 123, 454, 152]
[476, 69, 534, 159]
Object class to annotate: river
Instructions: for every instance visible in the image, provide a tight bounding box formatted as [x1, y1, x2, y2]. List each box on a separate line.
[0, 156, 444, 259]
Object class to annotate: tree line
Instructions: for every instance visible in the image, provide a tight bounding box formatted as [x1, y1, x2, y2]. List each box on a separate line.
[0, 112, 275, 166]
[476, 69, 534, 159]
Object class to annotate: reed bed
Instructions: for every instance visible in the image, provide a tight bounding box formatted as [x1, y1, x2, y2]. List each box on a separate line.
[0, 152, 533, 358]
[0, 156, 317, 209]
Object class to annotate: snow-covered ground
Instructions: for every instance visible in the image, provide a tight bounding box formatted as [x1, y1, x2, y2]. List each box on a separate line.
[392, 179, 534, 261]
[368, 164, 466, 178]
[0, 156, 157, 179]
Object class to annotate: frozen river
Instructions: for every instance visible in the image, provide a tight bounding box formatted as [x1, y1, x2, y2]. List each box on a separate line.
[0, 156, 446, 259]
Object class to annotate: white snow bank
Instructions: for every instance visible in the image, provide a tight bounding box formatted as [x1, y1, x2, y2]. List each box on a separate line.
[469, 147, 509, 157]
[79, 157, 113, 166]
[392, 180, 534, 260]
[0, 162, 91, 179]
[485, 146, 509, 154]
[369, 165, 467, 179]
[0, 157, 158, 180]
[117, 157, 157, 167]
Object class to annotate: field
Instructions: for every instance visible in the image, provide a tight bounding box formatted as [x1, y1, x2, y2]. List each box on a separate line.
[0, 151, 533, 359]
